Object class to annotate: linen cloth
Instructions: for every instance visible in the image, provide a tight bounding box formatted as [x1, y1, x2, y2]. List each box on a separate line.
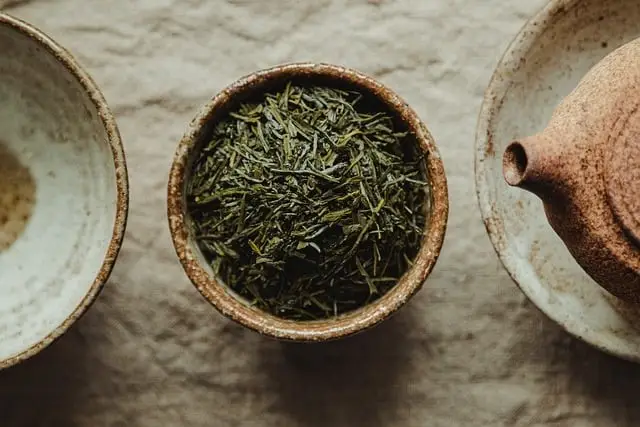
[2, 1, 639, 426]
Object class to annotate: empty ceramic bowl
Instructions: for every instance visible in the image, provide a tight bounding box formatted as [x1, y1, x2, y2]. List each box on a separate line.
[167, 63, 448, 341]
[475, 0, 640, 361]
[0, 14, 128, 369]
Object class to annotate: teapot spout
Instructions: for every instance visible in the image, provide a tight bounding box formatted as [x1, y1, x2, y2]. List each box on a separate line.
[502, 134, 566, 200]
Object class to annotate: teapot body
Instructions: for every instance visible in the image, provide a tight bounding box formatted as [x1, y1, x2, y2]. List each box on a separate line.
[503, 38, 640, 302]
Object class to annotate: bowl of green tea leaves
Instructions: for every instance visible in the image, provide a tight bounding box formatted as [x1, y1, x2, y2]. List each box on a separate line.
[168, 63, 448, 341]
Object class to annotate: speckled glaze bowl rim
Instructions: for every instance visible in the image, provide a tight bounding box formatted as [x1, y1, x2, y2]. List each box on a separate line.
[474, 0, 640, 362]
[0, 13, 129, 370]
[167, 62, 449, 342]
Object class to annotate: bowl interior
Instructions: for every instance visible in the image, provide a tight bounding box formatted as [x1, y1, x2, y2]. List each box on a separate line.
[0, 18, 120, 363]
[476, 0, 640, 360]
[170, 64, 448, 340]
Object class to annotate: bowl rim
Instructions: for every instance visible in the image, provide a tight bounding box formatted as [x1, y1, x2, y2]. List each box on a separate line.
[474, 0, 640, 362]
[167, 62, 448, 342]
[0, 13, 129, 369]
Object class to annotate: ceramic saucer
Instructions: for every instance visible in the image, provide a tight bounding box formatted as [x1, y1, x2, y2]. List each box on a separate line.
[475, 0, 640, 362]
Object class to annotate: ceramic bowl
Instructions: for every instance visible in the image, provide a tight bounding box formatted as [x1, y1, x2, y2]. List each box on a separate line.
[475, 0, 640, 361]
[168, 62, 448, 342]
[0, 14, 128, 369]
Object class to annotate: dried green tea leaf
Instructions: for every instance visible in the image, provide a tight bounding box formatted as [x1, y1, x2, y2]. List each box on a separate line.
[186, 84, 429, 321]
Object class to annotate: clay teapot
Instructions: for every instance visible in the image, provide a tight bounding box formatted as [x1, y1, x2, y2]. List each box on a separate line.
[502, 38, 640, 303]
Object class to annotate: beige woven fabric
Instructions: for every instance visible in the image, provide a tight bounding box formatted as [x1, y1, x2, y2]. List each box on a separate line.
[2, 0, 639, 426]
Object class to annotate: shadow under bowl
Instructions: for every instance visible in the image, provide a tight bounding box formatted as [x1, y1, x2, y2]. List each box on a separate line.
[0, 14, 128, 369]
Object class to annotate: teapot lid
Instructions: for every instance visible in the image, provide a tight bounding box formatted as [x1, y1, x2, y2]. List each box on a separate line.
[605, 113, 640, 246]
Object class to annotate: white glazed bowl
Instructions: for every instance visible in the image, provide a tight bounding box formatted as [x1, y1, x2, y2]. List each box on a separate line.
[476, 0, 640, 362]
[0, 14, 128, 369]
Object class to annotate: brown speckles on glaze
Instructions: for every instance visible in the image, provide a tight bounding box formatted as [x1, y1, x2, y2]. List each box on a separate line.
[476, 0, 640, 362]
[0, 142, 35, 251]
[484, 132, 495, 156]
[167, 62, 448, 342]
[0, 13, 129, 370]
[502, 38, 640, 302]
[604, 291, 640, 332]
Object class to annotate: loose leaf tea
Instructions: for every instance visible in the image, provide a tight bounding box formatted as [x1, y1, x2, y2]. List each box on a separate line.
[187, 83, 429, 320]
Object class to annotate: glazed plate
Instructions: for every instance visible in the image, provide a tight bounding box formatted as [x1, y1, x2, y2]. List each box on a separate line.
[476, 0, 640, 361]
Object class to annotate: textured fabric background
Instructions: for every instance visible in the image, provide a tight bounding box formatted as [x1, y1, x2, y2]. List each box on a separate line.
[2, 0, 640, 426]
